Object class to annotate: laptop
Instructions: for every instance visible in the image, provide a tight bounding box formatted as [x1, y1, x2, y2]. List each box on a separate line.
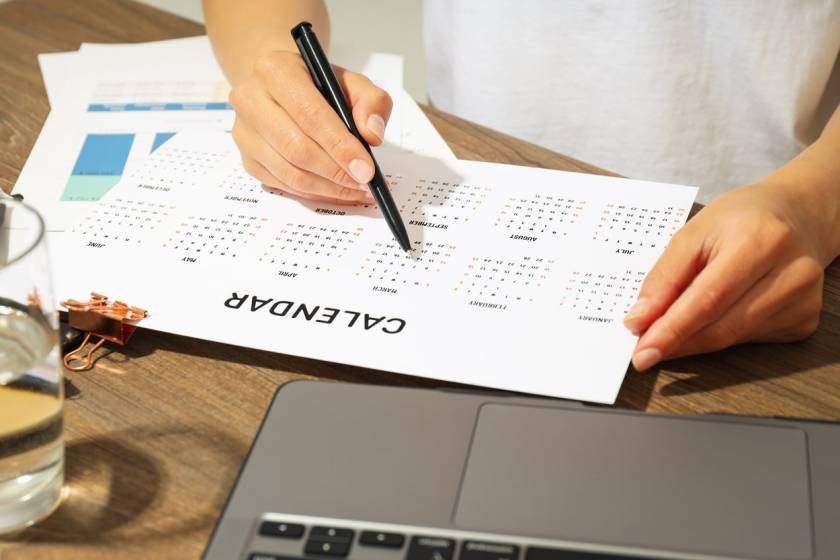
[204, 381, 840, 560]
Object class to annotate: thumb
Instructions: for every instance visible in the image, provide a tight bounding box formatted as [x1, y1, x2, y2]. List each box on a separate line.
[337, 68, 394, 146]
[623, 229, 705, 335]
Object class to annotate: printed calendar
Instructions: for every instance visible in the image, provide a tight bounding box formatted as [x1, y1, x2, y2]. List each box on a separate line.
[55, 131, 698, 403]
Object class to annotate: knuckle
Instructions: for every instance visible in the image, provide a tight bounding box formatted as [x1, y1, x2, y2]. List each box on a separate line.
[791, 317, 820, 340]
[231, 120, 244, 142]
[704, 331, 729, 351]
[382, 91, 394, 115]
[336, 186, 361, 199]
[643, 265, 672, 292]
[708, 319, 740, 349]
[228, 86, 244, 109]
[799, 290, 824, 324]
[231, 117, 253, 142]
[762, 218, 795, 255]
[297, 99, 329, 129]
[786, 257, 824, 298]
[696, 287, 724, 316]
[326, 133, 356, 161]
[667, 224, 692, 249]
[657, 320, 686, 348]
[799, 257, 824, 285]
[254, 52, 280, 77]
[229, 82, 261, 117]
[330, 166, 354, 186]
[278, 132, 309, 164]
[371, 87, 393, 114]
[241, 158, 259, 178]
[284, 167, 311, 192]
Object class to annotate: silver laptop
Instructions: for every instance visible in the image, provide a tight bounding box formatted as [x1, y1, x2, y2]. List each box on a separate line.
[204, 381, 840, 560]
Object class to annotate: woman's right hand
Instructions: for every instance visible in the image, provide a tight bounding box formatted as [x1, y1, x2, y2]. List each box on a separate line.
[229, 50, 393, 204]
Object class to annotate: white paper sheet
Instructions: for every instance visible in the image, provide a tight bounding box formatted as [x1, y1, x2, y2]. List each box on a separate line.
[37, 51, 80, 109]
[53, 131, 697, 403]
[20, 36, 452, 232]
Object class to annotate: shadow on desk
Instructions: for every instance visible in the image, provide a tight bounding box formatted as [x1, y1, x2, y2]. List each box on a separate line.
[616, 302, 840, 419]
[16, 424, 244, 546]
[118, 328, 475, 391]
[659, 333, 840, 397]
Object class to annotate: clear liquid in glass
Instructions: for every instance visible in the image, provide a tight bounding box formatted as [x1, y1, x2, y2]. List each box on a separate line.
[0, 304, 63, 533]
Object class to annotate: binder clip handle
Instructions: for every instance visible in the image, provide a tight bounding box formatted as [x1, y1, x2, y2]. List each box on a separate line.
[63, 333, 106, 372]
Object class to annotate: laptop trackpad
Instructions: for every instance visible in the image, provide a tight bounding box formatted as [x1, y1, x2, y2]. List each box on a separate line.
[454, 404, 813, 559]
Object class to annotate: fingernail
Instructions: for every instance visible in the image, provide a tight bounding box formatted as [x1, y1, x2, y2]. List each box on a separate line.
[632, 348, 662, 372]
[367, 114, 386, 141]
[623, 298, 649, 333]
[348, 159, 374, 183]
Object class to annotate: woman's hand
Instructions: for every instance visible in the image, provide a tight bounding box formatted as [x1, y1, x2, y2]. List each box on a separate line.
[229, 50, 393, 204]
[623, 173, 840, 371]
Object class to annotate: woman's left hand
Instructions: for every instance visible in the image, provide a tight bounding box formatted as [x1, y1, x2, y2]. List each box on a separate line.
[623, 173, 839, 371]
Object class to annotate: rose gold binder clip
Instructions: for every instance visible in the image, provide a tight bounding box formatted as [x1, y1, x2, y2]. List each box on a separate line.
[60, 292, 149, 372]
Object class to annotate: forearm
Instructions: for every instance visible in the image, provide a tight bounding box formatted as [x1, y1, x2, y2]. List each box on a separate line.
[762, 105, 840, 266]
[203, 0, 329, 85]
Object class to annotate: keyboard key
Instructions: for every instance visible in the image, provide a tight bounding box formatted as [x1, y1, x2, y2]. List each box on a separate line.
[304, 539, 351, 557]
[258, 521, 305, 539]
[461, 540, 520, 560]
[248, 553, 304, 560]
[406, 536, 456, 560]
[526, 546, 647, 559]
[309, 526, 355, 542]
[359, 530, 405, 548]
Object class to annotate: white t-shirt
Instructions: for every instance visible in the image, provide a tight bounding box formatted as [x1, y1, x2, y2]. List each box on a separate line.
[424, 0, 840, 203]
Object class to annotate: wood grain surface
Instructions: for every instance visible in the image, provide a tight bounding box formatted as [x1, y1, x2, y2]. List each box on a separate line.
[0, 1, 838, 558]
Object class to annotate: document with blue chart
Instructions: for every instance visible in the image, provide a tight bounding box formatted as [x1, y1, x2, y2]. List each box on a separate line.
[16, 36, 447, 232]
[54, 131, 697, 403]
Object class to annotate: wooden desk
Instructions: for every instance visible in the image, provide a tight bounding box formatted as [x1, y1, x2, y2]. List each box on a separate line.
[1, 1, 838, 558]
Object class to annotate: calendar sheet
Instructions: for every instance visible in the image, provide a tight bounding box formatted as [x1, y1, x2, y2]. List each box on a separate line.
[53, 131, 697, 403]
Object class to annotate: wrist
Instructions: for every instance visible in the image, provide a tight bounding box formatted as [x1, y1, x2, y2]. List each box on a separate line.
[764, 139, 840, 266]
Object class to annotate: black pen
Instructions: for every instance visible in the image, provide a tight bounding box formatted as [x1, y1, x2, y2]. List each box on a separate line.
[291, 21, 412, 252]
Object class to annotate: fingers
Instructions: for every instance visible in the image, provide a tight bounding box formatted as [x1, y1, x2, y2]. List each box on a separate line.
[668, 289, 821, 358]
[637, 254, 823, 364]
[630, 241, 775, 370]
[245, 157, 372, 205]
[751, 298, 821, 342]
[623, 228, 705, 336]
[236, 122, 373, 205]
[735, 258, 823, 343]
[337, 68, 394, 146]
[230, 83, 363, 191]
[254, 52, 379, 184]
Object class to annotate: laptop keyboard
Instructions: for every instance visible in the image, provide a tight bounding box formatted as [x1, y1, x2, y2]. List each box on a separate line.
[243, 514, 666, 560]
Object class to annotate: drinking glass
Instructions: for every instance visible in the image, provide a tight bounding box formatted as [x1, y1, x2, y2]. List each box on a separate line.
[0, 196, 63, 534]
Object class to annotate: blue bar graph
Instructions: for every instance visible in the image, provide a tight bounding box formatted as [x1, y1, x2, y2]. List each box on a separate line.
[62, 133, 135, 201]
[151, 132, 176, 153]
[88, 102, 232, 112]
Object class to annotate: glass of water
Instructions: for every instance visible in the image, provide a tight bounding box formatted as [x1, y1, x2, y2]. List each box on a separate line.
[0, 196, 63, 534]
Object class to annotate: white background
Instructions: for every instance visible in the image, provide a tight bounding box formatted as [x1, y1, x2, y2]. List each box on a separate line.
[137, 0, 429, 101]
